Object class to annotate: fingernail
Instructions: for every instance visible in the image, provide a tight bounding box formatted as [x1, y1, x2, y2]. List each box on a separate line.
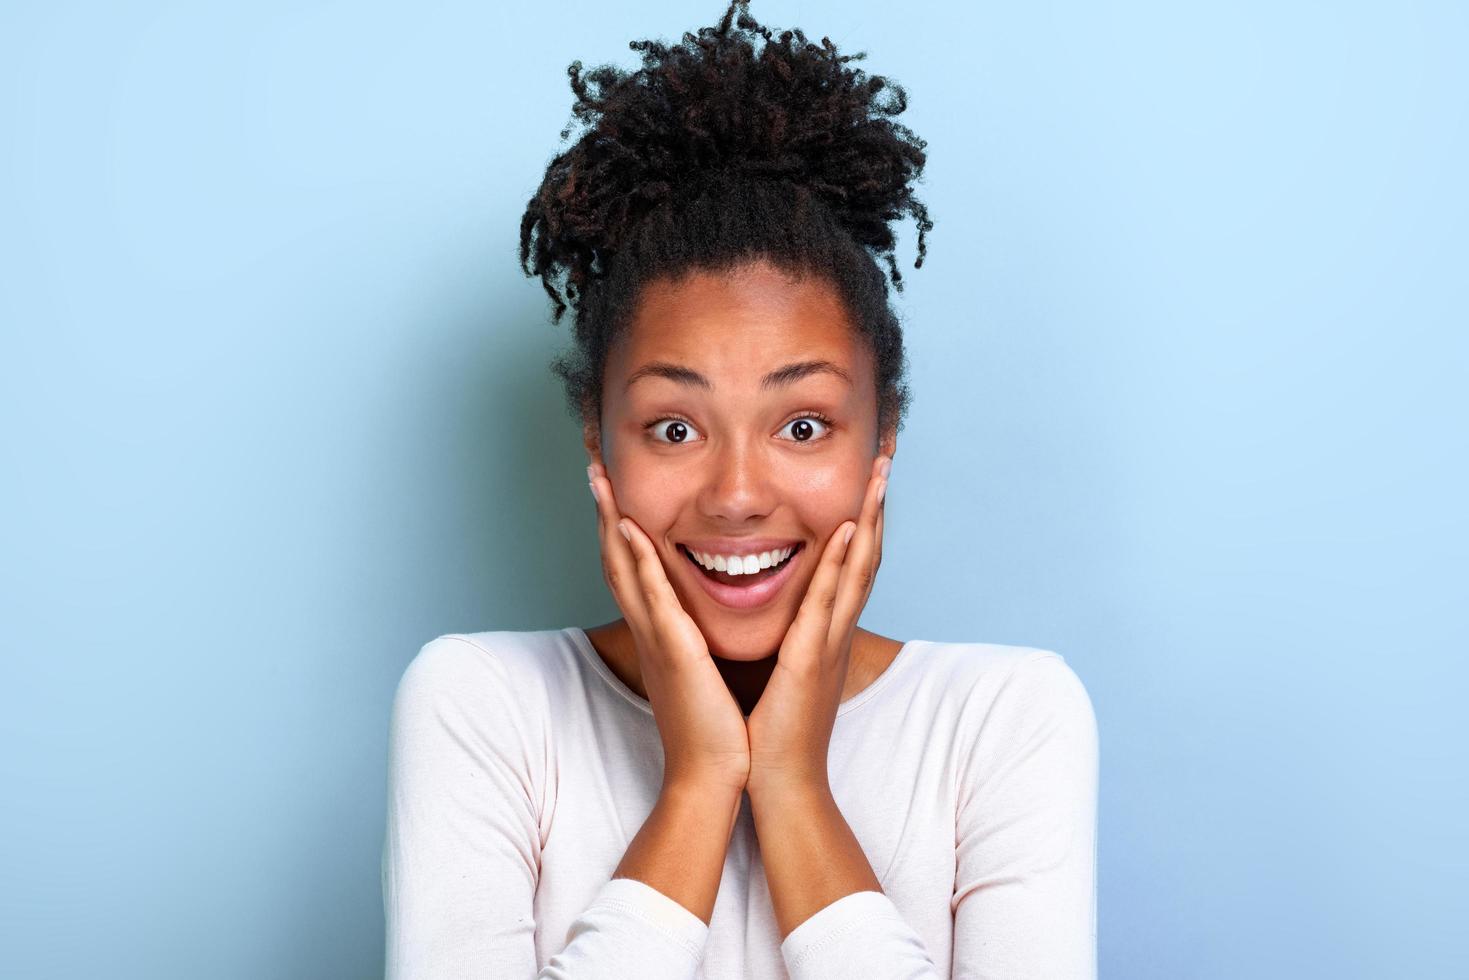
[878, 455, 892, 478]
[618, 520, 631, 541]
[844, 523, 855, 545]
[878, 479, 888, 505]
[586, 464, 595, 482]
[588, 481, 600, 503]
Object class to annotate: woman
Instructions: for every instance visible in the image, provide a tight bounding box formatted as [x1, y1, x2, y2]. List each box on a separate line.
[382, 2, 1098, 977]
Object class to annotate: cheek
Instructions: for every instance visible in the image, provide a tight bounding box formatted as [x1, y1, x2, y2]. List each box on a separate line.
[608, 469, 683, 532]
[787, 463, 867, 536]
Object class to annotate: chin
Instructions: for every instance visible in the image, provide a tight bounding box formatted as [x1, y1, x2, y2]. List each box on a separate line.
[699, 616, 789, 661]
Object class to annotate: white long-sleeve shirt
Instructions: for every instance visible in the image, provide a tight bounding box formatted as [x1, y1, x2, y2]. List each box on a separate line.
[382, 627, 1098, 978]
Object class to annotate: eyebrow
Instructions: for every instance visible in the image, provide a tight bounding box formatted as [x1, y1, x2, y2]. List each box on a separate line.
[624, 359, 853, 392]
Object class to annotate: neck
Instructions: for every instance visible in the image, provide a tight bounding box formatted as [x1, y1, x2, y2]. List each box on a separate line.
[712, 652, 779, 716]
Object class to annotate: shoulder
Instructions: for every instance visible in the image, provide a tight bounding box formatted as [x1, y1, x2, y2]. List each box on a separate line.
[391, 628, 579, 729]
[932, 644, 1098, 802]
[916, 640, 1097, 752]
[915, 640, 1089, 703]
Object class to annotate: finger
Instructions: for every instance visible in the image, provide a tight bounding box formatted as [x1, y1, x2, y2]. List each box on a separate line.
[866, 464, 886, 593]
[830, 461, 888, 646]
[781, 518, 858, 671]
[588, 465, 651, 631]
[618, 516, 683, 627]
[618, 516, 708, 664]
[873, 477, 885, 574]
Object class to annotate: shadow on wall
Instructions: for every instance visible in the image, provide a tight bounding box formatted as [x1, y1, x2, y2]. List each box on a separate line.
[283, 297, 621, 979]
[428, 302, 618, 637]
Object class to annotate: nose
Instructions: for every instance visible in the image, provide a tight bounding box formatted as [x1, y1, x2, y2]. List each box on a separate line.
[698, 438, 776, 524]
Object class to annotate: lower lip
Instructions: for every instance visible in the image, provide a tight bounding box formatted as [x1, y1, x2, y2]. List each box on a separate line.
[679, 545, 803, 610]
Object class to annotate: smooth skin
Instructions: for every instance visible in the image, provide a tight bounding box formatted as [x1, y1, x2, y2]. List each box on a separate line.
[578, 257, 900, 937]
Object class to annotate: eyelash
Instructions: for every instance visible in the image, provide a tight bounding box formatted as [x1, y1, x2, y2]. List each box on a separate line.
[643, 412, 837, 445]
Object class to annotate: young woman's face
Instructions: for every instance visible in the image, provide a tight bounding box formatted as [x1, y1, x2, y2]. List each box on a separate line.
[588, 258, 896, 661]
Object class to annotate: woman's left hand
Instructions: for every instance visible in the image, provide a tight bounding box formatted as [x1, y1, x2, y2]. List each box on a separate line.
[746, 454, 890, 797]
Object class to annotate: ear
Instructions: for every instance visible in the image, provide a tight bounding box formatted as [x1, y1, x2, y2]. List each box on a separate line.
[877, 424, 898, 463]
[582, 419, 603, 467]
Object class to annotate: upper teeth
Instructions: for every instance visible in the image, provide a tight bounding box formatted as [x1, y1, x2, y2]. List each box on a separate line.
[688, 545, 795, 576]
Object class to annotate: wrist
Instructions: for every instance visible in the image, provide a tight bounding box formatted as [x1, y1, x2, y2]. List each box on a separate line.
[746, 772, 833, 807]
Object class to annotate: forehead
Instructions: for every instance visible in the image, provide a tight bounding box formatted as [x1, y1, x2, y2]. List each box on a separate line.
[612, 261, 861, 378]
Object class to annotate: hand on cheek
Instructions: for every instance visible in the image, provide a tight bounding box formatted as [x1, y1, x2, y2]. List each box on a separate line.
[587, 460, 752, 794]
[745, 454, 890, 796]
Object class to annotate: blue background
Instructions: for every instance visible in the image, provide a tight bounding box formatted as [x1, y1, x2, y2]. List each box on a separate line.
[3, 1, 1464, 976]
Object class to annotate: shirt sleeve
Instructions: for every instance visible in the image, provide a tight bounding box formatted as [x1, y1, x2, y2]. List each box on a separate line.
[779, 889, 941, 979]
[951, 652, 1100, 979]
[381, 635, 711, 979]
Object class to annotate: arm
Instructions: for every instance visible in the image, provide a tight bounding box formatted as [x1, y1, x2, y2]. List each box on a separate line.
[751, 779, 940, 979]
[951, 653, 1099, 979]
[748, 780, 880, 938]
[541, 782, 742, 979]
[614, 780, 743, 925]
[382, 636, 735, 979]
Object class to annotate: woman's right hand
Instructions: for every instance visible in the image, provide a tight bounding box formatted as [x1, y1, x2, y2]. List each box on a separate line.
[588, 461, 751, 797]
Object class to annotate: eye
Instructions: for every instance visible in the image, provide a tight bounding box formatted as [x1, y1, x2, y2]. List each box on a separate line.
[645, 415, 702, 444]
[777, 413, 835, 444]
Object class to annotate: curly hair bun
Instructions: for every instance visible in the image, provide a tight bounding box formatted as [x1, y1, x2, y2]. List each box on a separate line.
[520, 0, 930, 435]
[517, 0, 928, 321]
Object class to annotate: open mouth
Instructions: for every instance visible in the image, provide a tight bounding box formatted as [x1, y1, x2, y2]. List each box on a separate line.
[673, 541, 806, 610]
[678, 543, 803, 586]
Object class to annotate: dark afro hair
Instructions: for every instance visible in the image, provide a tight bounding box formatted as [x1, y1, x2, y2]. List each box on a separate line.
[518, 0, 933, 443]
